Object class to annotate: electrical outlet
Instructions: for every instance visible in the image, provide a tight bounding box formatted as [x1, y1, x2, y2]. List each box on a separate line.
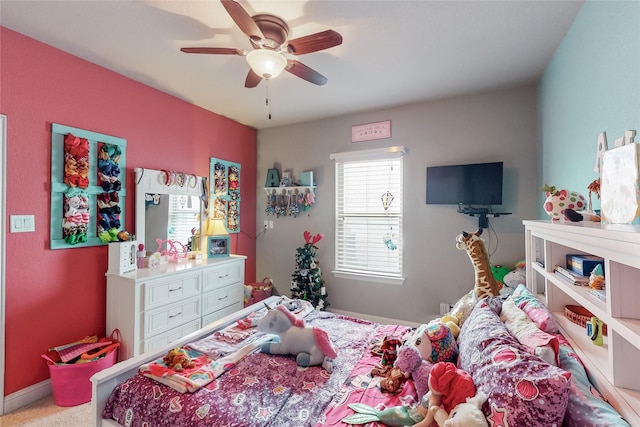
[439, 303, 450, 315]
[263, 220, 269, 229]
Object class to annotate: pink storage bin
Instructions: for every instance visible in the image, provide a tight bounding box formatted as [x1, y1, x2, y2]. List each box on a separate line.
[41, 345, 117, 407]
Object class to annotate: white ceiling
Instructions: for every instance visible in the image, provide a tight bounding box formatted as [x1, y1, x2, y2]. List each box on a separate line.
[1, 0, 583, 130]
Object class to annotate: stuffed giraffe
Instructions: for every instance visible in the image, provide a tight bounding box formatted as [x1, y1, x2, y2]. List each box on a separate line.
[455, 229, 501, 299]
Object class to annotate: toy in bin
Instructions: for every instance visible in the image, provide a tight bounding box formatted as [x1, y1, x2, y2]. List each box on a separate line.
[42, 331, 120, 406]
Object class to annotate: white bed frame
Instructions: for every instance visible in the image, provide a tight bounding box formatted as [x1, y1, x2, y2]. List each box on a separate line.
[91, 296, 282, 427]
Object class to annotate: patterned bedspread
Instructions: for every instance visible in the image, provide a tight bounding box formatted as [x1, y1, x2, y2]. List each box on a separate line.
[103, 311, 414, 427]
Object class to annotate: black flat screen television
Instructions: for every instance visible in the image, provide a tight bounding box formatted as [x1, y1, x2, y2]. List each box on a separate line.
[426, 161, 503, 205]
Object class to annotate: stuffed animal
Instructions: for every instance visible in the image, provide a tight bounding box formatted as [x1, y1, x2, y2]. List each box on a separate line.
[408, 321, 458, 365]
[258, 304, 337, 370]
[455, 229, 502, 299]
[412, 362, 480, 427]
[430, 391, 489, 427]
[162, 347, 196, 372]
[394, 345, 433, 400]
[342, 363, 483, 427]
[370, 364, 406, 394]
[503, 262, 527, 289]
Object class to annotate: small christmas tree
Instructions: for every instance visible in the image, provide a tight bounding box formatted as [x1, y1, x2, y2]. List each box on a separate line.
[291, 231, 329, 310]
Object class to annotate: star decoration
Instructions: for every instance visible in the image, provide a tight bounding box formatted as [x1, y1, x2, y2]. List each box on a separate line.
[487, 403, 508, 427]
[256, 406, 273, 421]
[244, 376, 259, 386]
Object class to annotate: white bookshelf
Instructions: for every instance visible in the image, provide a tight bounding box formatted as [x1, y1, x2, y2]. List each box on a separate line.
[524, 220, 640, 425]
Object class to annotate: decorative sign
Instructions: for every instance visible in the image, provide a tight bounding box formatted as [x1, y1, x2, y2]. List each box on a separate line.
[351, 120, 391, 143]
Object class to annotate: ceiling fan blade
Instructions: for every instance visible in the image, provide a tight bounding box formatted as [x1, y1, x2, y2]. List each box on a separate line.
[220, 0, 264, 42]
[286, 60, 328, 86]
[287, 30, 343, 55]
[245, 69, 262, 88]
[180, 47, 245, 55]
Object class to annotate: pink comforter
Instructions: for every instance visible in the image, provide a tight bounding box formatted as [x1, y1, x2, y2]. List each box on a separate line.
[103, 312, 413, 427]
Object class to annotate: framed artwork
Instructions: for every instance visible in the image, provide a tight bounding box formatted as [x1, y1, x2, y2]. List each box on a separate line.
[351, 120, 391, 143]
[208, 236, 230, 258]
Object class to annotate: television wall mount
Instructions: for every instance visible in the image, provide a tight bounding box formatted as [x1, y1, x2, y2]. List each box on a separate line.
[458, 205, 511, 229]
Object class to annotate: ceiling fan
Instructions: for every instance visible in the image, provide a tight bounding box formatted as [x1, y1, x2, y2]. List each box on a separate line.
[180, 0, 343, 88]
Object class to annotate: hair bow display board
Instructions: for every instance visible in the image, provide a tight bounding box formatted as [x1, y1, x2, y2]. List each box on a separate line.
[50, 123, 127, 249]
[210, 157, 241, 233]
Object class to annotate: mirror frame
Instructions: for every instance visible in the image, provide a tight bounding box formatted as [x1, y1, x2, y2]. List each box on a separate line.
[135, 168, 205, 254]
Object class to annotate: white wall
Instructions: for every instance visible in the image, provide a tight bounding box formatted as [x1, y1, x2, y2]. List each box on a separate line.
[256, 85, 538, 324]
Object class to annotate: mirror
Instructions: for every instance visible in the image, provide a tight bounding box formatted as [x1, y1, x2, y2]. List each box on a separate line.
[144, 193, 201, 252]
[135, 168, 205, 256]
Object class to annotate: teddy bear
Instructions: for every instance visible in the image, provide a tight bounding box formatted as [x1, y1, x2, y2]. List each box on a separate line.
[162, 347, 196, 372]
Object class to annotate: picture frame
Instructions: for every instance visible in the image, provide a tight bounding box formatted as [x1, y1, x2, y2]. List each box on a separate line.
[207, 236, 230, 258]
[351, 120, 391, 143]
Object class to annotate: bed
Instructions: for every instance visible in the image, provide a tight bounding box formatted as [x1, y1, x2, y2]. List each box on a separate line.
[91, 292, 631, 427]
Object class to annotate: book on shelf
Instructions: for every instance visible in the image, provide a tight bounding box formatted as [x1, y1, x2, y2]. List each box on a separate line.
[588, 289, 607, 302]
[554, 265, 590, 285]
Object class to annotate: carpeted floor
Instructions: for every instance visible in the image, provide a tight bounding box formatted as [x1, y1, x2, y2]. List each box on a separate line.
[0, 395, 91, 426]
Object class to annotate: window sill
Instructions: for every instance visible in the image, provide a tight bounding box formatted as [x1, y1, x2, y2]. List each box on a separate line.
[331, 270, 405, 286]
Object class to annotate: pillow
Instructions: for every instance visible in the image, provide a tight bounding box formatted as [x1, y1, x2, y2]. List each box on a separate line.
[500, 296, 560, 366]
[558, 343, 631, 427]
[458, 299, 571, 426]
[512, 284, 560, 334]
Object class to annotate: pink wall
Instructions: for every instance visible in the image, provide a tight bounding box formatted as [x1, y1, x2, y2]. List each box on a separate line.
[0, 27, 257, 395]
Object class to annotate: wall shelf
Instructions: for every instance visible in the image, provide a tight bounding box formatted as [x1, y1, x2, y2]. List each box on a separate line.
[263, 186, 316, 195]
[264, 186, 316, 217]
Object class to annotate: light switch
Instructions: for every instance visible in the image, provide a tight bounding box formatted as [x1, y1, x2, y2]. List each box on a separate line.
[10, 215, 35, 233]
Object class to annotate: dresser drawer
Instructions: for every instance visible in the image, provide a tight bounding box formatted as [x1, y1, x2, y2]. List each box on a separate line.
[202, 301, 243, 326]
[202, 283, 244, 316]
[143, 272, 201, 310]
[202, 261, 242, 292]
[142, 319, 202, 354]
[143, 295, 201, 338]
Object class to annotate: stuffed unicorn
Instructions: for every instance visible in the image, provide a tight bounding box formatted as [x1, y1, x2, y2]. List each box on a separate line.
[258, 304, 337, 370]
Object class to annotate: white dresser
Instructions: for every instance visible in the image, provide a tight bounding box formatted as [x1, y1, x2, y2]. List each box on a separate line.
[106, 255, 245, 360]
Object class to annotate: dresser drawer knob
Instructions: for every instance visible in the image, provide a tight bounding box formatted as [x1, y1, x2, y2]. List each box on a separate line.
[168, 312, 182, 319]
[218, 295, 228, 301]
[218, 273, 229, 279]
[169, 287, 182, 293]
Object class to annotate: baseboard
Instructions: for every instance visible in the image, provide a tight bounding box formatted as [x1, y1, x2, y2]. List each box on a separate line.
[328, 308, 421, 328]
[3, 379, 52, 414]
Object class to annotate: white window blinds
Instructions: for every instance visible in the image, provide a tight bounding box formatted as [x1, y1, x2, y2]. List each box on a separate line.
[332, 147, 404, 278]
[167, 195, 200, 247]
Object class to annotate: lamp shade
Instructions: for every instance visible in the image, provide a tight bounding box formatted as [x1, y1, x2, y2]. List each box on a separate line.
[207, 217, 229, 236]
[246, 49, 287, 79]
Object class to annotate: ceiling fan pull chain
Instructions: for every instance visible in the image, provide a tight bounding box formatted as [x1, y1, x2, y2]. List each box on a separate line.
[266, 80, 272, 120]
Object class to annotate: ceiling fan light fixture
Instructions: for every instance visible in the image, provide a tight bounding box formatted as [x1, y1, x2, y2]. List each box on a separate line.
[246, 49, 287, 79]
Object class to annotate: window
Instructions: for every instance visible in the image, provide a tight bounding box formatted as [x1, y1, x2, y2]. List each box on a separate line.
[331, 146, 405, 283]
[168, 194, 200, 247]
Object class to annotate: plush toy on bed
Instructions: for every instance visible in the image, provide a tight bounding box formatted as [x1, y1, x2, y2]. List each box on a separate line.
[430, 391, 489, 427]
[503, 259, 527, 289]
[162, 347, 196, 372]
[342, 362, 485, 427]
[394, 345, 433, 400]
[412, 362, 487, 427]
[409, 321, 458, 365]
[258, 304, 337, 371]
